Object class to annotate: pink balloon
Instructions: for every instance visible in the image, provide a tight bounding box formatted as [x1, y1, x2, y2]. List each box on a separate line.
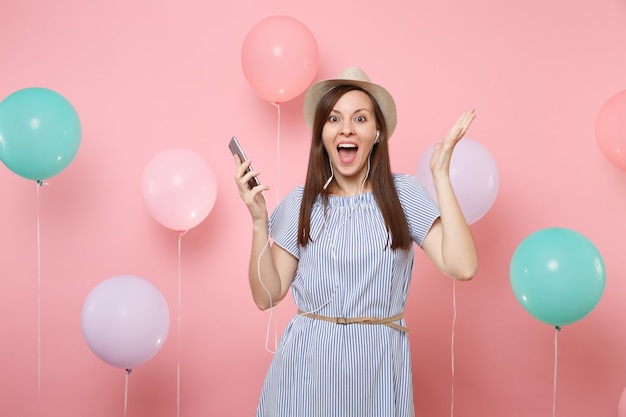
[142, 148, 217, 232]
[81, 275, 170, 369]
[415, 138, 499, 225]
[596, 90, 626, 171]
[241, 15, 319, 103]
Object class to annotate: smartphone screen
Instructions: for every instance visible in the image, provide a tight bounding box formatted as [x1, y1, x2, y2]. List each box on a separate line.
[229, 136, 260, 189]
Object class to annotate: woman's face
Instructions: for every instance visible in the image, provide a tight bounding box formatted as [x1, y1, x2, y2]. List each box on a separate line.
[321, 89, 378, 191]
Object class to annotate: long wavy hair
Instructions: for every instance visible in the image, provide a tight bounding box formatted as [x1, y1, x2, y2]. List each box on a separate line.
[297, 85, 411, 250]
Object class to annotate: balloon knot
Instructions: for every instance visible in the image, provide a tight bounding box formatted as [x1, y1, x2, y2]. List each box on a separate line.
[555, 326, 562, 332]
[126, 368, 132, 375]
[179, 230, 188, 237]
[37, 180, 49, 187]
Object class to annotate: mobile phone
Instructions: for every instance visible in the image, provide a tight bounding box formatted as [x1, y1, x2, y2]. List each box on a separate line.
[229, 136, 261, 189]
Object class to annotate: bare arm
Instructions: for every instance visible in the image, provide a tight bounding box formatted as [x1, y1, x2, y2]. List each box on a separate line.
[233, 155, 298, 309]
[421, 109, 478, 281]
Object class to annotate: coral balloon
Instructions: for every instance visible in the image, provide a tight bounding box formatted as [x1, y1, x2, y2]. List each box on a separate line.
[510, 227, 606, 327]
[619, 386, 626, 417]
[415, 138, 499, 225]
[241, 15, 319, 103]
[142, 148, 217, 232]
[81, 275, 170, 369]
[0, 87, 81, 180]
[596, 90, 626, 171]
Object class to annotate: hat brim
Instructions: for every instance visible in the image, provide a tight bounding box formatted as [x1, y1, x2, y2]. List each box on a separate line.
[303, 78, 397, 138]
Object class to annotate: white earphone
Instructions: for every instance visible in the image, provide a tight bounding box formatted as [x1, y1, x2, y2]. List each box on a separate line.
[375, 130, 380, 143]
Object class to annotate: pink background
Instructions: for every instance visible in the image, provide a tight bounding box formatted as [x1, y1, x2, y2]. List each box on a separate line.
[1, 0, 626, 416]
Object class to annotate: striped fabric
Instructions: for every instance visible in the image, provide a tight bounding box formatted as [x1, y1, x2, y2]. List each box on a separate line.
[258, 174, 440, 417]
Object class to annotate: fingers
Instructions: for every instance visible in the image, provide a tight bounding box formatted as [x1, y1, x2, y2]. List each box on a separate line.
[457, 108, 475, 120]
[233, 156, 255, 186]
[233, 155, 267, 197]
[445, 108, 476, 144]
[456, 108, 476, 136]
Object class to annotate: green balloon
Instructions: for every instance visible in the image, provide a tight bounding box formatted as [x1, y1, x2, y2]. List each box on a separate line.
[510, 227, 605, 327]
[0, 87, 81, 181]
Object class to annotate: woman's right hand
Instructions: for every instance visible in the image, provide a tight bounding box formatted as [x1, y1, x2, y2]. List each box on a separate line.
[233, 155, 270, 221]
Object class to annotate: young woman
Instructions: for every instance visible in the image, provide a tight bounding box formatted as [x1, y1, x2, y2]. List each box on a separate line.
[233, 67, 477, 417]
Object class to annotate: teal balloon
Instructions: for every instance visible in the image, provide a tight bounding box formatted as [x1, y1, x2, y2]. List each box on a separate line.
[0, 87, 81, 180]
[510, 227, 605, 327]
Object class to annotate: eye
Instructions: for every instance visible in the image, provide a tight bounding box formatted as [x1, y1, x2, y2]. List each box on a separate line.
[328, 115, 339, 122]
[355, 115, 366, 122]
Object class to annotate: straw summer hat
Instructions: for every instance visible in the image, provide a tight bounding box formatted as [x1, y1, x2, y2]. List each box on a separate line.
[303, 67, 397, 137]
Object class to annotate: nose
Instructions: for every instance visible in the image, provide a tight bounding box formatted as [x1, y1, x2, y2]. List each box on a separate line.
[340, 120, 354, 136]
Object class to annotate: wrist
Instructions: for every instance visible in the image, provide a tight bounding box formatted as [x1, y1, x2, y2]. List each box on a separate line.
[252, 216, 269, 230]
[431, 174, 452, 189]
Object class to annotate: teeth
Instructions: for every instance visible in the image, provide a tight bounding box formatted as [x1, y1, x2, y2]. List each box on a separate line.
[338, 144, 357, 149]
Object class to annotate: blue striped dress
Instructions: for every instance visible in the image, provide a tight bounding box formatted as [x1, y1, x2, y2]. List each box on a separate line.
[258, 174, 440, 417]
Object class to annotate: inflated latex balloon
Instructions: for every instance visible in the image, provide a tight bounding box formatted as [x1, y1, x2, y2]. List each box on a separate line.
[0, 87, 81, 180]
[596, 90, 626, 171]
[510, 227, 605, 327]
[142, 148, 217, 232]
[241, 15, 318, 104]
[81, 275, 170, 369]
[415, 138, 499, 225]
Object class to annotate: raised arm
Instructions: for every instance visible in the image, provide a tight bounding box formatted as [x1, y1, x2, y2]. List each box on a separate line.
[421, 109, 478, 281]
[233, 155, 298, 310]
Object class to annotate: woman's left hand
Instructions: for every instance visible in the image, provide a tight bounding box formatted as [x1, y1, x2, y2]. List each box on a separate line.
[423, 108, 479, 281]
[430, 108, 476, 177]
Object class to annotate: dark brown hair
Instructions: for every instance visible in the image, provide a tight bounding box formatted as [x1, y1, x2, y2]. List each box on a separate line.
[297, 85, 411, 250]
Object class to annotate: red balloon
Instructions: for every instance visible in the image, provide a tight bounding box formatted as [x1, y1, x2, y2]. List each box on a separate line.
[596, 90, 626, 171]
[241, 16, 319, 104]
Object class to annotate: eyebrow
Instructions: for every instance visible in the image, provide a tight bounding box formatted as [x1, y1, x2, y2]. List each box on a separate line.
[330, 108, 372, 115]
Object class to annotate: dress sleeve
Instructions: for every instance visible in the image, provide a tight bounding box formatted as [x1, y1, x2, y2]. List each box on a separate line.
[394, 174, 440, 247]
[268, 186, 304, 259]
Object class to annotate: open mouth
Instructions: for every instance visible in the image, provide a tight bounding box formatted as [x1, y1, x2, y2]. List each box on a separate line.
[337, 143, 358, 163]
